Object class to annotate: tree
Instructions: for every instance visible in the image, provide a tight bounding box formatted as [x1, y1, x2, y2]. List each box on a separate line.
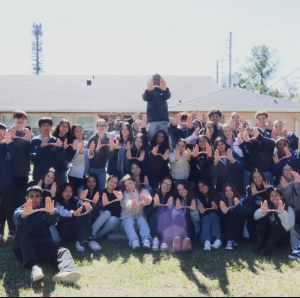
[234, 45, 280, 95]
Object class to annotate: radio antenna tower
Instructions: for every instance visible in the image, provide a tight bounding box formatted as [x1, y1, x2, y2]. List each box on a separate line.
[31, 23, 44, 75]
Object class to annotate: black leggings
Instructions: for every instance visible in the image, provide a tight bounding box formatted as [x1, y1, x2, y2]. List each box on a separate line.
[222, 211, 247, 242]
[57, 215, 93, 244]
[14, 176, 29, 208]
[0, 189, 16, 232]
[68, 176, 84, 196]
[13, 233, 77, 272]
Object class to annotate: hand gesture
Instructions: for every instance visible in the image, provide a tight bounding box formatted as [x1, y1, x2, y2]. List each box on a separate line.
[137, 151, 145, 162]
[267, 118, 273, 129]
[141, 194, 150, 205]
[102, 193, 110, 207]
[292, 171, 300, 183]
[80, 189, 90, 202]
[191, 110, 199, 120]
[55, 138, 63, 148]
[251, 128, 260, 139]
[10, 127, 17, 139]
[186, 148, 192, 160]
[243, 130, 250, 142]
[162, 149, 170, 161]
[41, 197, 55, 214]
[172, 113, 182, 126]
[280, 176, 290, 189]
[234, 197, 240, 207]
[126, 149, 133, 160]
[24, 129, 32, 141]
[276, 201, 285, 214]
[84, 202, 93, 214]
[271, 130, 277, 139]
[132, 113, 140, 122]
[227, 149, 234, 162]
[50, 182, 57, 197]
[89, 142, 96, 154]
[199, 203, 206, 214]
[188, 199, 197, 211]
[273, 152, 280, 164]
[147, 77, 155, 92]
[108, 138, 115, 151]
[220, 201, 234, 214]
[176, 199, 184, 210]
[96, 138, 105, 152]
[153, 194, 161, 208]
[283, 129, 288, 138]
[206, 143, 213, 158]
[71, 140, 80, 151]
[143, 175, 149, 187]
[214, 149, 221, 164]
[263, 181, 271, 190]
[159, 78, 167, 91]
[131, 199, 139, 209]
[79, 142, 85, 154]
[63, 139, 69, 149]
[113, 191, 123, 202]
[73, 206, 84, 217]
[237, 135, 243, 146]
[114, 140, 122, 150]
[251, 184, 259, 196]
[4, 132, 12, 144]
[284, 147, 292, 159]
[166, 196, 174, 209]
[202, 113, 207, 124]
[22, 199, 40, 218]
[175, 148, 183, 161]
[193, 144, 200, 157]
[260, 200, 268, 214]
[92, 192, 100, 205]
[152, 146, 159, 156]
[187, 116, 194, 129]
[194, 127, 200, 137]
[118, 112, 125, 121]
[211, 201, 218, 210]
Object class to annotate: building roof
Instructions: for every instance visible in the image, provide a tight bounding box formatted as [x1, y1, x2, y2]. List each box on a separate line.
[0, 75, 220, 113]
[0, 75, 299, 113]
[169, 87, 300, 112]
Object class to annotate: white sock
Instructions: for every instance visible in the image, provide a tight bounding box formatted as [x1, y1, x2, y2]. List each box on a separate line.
[174, 236, 180, 239]
[184, 238, 191, 241]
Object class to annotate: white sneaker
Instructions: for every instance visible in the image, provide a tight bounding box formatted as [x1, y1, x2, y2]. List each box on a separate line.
[160, 243, 168, 251]
[225, 241, 234, 251]
[204, 240, 211, 251]
[152, 237, 159, 251]
[52, 271, 82, 284]
[31, 266, 44, 282]
[132, 240, 141, 251]
[143, 238, 151, 250]
[75, 241, 85, 252]
[212, 239, 222, 250]
[88, 241, 102, 252]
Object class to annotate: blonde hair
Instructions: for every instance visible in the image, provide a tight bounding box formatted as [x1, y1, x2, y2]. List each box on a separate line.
[121, 174, 140, 193]
[222, 124, 235, 140]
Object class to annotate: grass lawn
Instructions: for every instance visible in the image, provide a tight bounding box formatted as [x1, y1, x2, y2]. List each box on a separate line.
[1, 226, 300, 298]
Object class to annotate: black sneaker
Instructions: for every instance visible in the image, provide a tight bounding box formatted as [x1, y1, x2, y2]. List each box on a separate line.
[8, 231, 16, 239]
[289, 248, 300, 260]
[0, 235, 3, 246]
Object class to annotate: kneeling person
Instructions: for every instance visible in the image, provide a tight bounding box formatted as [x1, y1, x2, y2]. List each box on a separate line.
[13, 186, 82, 284]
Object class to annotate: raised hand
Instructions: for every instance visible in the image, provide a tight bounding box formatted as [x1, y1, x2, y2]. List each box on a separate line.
[188, 199, 197, 211]
[55, 138, 63, 148]
[260, 200, 268, 214]
[172, 113, 182, 126]
[132, 113, 141, 122]
[152, 146, 159, 156]
[271, 130, 277, 139]
[251, 128, 260, 139]
[137, 151, 145, 162]
[131, 199, 139, 210]
[108, 138, 115, 151]
[96, 138, 105, 152]
[187, 116, 194, 129]
[276, 201, 285, 214]
[263, 181, 271, 190]
[194, 127, 200, 136]
[102, 193, 110, 207]
[283, 129, 288, 138]
[50, 182, 57, 197]
[71, 140, 80, 151]
[251, 184, 259, 196]
[292, 171, 300, 183]
[284, 147, 292, 159]
[113, 191, 123, 202]
[63, 139, 69, 149]
[22, 199, 40, 218]
[79, 142, 85, 154]
[206, 143, 213, 158]
[114, 140, 122, 150]
[153, 194, 161, 208]
[214, 149, 221, 165]
[211, 201, 218, 210]
[80, 190, 90, 202]
[126, 149, 133, 160]
[4, 132, 12, 145]
[166, 197, 174, 209]
[176, 199, 184, 210]
[273, 152, 281, 164]
[24, 129, 32, 141]
[267, 118, 273, 129]
[84, 202, 92, 214]
[243, 130, 250, 142]
[202, 113, 207, 124]
[227, 149, 234, 162]
[143, 175, 149, 187]
[220, 201, 234, 214]
[73, 206, 84, 217]
[234, 197, 240, 207]
[10, 127, 17, 139]
[118, 112, 125, 121]
[193, 145, 200, 158]
[159, 78, 167, 91]
[141, 194, 151, 205]
[141, 115, 147, 128]
[280, 176, 290, 189]
[41, 197, 55, 214]
[89, 142, 96, 154]
[191, 110, 200, 120]
[162, 149, 170, 161]
[175, 148, 183, 161]
[92, 192, 100, 205]
[199, 203, 206, 214]
[186, 148, 192, 160]
[147, 77, 155, 92]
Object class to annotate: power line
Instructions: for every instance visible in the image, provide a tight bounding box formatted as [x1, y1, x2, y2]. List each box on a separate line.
[269, 67, 300, 88]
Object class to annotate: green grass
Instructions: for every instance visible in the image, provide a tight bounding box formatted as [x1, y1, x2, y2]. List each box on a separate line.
[1, 227, 300, 297]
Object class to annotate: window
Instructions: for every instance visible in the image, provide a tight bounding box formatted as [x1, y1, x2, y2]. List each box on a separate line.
[27, 116, 44, 137]
[51, 116, 70, 126]
[2, 115, 14, 128]
[246, 119, 253, 127]
[75, 116, 94, 139]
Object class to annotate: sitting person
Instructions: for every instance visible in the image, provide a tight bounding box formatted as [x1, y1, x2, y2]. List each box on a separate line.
[171, 182, 200, 252]
[56, 183, 102, 252]
[13, 186, 81, 283]
[144, 176, 174, 251]
[36, 167, 58, 203]
[197, 179, 223, 251]
[220, 183, 251, 250]
[89, 175, 122, 239]
[253, 188, 295, 255]
[120, 175, 153, 251]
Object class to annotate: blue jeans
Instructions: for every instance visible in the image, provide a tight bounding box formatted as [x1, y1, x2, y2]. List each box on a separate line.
[50, 225, 62, 244]
[200, 213, 221, 245]
[92, 211, 120, 239]
[89, 168, 107, 191]
[147, 121, 169, 142]
[120, 217, 152, 247]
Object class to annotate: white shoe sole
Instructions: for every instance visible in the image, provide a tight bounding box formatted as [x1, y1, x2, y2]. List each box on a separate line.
[288, 255, 300, 260]
[152, 247, 159, 251]
[32, 273, 45, 282]
[160, 247, 169, 251]
[90, 246, 102, 252]
[211, 246, 221, 250]
[52, 272, 82, 284]
[226, 247, 233, 251]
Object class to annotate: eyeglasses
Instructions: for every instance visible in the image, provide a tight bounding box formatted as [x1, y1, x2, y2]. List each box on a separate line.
[283, 169, 293, 172]
[61, 125, 69, 129]
[162, 182, 172, 188]
[97, 124, 107, 128]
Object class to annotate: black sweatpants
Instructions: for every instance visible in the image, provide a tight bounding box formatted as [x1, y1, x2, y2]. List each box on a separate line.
[13, 233, 77, 272]
[14, 176, 29, 208]
[57, 216, 93, 244]
[222, 210, 247, 242]
[68, 176, 84, 196]
[0, 189, 16, 232]
[257, 215, 290, 245]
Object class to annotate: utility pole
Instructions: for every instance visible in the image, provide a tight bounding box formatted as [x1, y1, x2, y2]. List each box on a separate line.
[216, 60, 219, 84]
[229, 32, 232, 88]
[31, 23, 44, 75]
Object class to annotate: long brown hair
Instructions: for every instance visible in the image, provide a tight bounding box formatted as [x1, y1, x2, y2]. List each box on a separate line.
[222, 183, 241, 206]
[53, 119, 74, 143]
[40, 168, 59, 196]
[118, 122, 134, 143]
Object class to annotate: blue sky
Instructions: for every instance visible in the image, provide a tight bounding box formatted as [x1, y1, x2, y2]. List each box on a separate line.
[0, 0, 299, 87]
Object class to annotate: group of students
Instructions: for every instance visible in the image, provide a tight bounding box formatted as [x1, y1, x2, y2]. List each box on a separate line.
[1, 74, 300, 284]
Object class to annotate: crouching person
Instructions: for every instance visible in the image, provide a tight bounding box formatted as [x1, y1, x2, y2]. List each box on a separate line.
[253, 188, 295, 256]
[13, 186, 82, 284]
[120, 175, 153, 251]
